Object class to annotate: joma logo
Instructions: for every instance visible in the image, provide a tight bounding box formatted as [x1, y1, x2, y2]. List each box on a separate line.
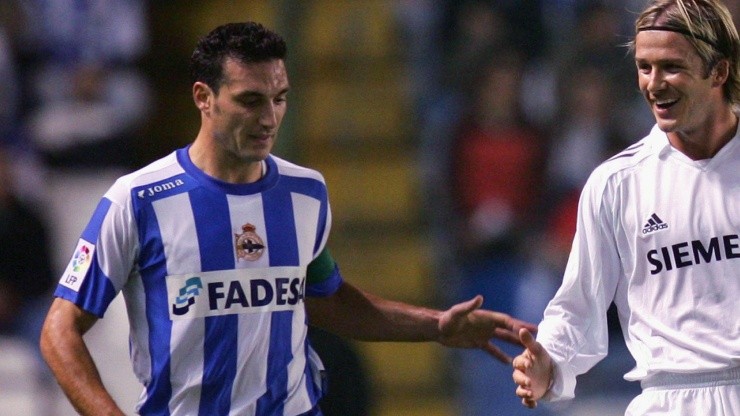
[137, 179, 185, 198]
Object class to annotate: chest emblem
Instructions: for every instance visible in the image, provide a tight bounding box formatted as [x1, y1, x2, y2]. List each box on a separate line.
[642, 213, 669, 235]
[235, 223, 265, 261]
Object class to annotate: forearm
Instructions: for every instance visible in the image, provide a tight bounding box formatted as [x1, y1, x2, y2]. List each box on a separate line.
[306, 282, 443, 342]
[40, 300, 124, 416]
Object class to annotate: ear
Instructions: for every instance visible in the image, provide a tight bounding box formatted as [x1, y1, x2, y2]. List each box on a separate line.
[193, 82, 213, 113]
[711, 59, 730, 87]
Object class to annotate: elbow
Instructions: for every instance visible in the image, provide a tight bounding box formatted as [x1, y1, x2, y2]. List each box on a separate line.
[39, 313, 58, 366]
[38, 298, 89, 364]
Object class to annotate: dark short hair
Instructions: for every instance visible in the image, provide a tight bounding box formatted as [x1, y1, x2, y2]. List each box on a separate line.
[189, 22, 287, 92]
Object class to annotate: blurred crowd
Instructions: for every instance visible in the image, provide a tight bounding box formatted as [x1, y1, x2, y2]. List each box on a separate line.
[2, 1, 737, 416]
[0, 1, 149, 414]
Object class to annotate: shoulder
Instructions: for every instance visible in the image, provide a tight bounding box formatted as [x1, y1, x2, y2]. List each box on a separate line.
[271, 155, 326, 183]
[577, 127, 663, 214]
[586, 127, 663, 192]
[104, 150, 185, 206]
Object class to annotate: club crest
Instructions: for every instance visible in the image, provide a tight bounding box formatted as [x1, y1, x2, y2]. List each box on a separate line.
[235, 223, 265, 261]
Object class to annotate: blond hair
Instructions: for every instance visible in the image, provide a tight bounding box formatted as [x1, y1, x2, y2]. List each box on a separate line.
[630, 0, 740, 104]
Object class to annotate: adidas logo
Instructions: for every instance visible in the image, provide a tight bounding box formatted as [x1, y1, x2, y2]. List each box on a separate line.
[642, 213, 668, 234]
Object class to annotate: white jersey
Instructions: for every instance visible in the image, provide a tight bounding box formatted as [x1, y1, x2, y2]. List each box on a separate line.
[54, 147, 341, 415]
[538, 124, 740, 400]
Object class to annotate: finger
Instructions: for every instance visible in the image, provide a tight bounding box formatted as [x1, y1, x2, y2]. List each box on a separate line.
[481, 341, 511, 364]
[515, 385, 532, 398]
[515, 387, 538, 409]
[522, 397, 537, 409]
[493, 327, 523, 345]
[451, 295, 483, 317]
[512, 370, 530, 387]
[510, 318, 538, 334]
[512, 354, 530, 370]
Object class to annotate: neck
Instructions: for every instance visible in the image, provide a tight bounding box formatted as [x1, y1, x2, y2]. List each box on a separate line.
[668, 106, 738, 160]
[189, 137, 265, 184]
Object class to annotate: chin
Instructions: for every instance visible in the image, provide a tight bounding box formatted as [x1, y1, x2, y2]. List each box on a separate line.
[235, 146, 270, 162]
[653, 116, 678, 133]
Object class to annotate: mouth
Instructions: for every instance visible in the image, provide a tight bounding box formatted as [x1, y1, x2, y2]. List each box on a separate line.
[654, 98, 678, 111]
[249, 133, 273, 141]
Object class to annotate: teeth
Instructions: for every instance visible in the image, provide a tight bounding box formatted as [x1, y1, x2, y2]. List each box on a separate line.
[656, 99, 677, 105]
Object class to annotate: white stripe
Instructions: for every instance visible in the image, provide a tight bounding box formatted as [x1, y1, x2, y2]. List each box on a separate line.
[227, 194, 267, 415]
[228, 194, 270, 269]
[153, 193, 204, 415]
[283, 307, 312, 416]
[229, 315, 268, 416]
[122, 274, 151, 409]
[283, 193, 319, 414]
[291, 193, 321, 263]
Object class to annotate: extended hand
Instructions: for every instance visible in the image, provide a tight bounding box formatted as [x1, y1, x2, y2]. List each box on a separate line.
[437, 295, 537, 363]
[512, 328, 553, 408]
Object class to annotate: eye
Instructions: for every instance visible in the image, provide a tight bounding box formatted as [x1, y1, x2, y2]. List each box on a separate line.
[636, 62, 652, 74]
[239, 98, 262, 108]
[664, 64, 682, 73]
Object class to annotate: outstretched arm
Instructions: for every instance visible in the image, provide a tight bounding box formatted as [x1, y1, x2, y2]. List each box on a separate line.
[305, 281, 536, 363]
[512, 328, 553, 408]
[40, 298, 125, 416]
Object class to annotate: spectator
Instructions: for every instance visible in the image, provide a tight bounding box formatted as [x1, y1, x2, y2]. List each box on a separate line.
[447, 49, 551, 416]
[0, 144, 55, 387]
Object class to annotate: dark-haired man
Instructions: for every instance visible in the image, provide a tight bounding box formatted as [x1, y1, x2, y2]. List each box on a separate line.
[40, 22, 534, 416]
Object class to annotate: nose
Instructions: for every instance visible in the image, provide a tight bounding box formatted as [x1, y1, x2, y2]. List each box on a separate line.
[646, 69, 666, 94]
[259, 103, 278, 128]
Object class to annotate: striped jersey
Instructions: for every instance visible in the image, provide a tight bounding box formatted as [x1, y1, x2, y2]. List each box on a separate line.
[538, 124, 740, 400]
[54, 146, 343, 415]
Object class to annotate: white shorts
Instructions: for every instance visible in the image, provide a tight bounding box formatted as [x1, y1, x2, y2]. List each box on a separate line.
[626, 367, 740, 416]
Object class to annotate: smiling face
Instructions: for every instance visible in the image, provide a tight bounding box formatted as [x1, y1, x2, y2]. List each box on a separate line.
[635, 30, 727, 138]
[196, 57, 289, 164]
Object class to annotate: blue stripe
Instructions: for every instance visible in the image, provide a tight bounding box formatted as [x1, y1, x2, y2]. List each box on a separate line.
[256, 184, 300, 415]
[81, 197, 112, 242]
[77, 252, 117, 315]
[280, 176, 326, 202]
[257, 311, 293, 415]
[298, 407, 323, 416]
[137, 203, 173, 416]
[55, 197, 118, 316]
[279, 176, 328, 255]
[53, 271, 117, 318]
[190, 188, 238, 416]
[263, 183, 299, 266]
[303, 345, 323, 406]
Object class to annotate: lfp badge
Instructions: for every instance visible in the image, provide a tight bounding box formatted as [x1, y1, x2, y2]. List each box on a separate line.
[60, 239, 95, 292]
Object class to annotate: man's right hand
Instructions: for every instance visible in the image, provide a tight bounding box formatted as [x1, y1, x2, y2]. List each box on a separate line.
[512, 328, 553, 408]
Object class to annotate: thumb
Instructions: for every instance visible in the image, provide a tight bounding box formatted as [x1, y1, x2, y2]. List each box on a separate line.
[440, 295, 483, 335]
[519, 328, 541, 353]
[451, 295, 484, 317]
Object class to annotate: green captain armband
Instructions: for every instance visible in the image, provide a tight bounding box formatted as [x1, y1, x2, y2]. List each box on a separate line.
[306, 248, 337, 285]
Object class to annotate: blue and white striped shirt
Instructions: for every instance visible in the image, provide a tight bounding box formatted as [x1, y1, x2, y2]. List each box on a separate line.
[55, 146, 343, 415]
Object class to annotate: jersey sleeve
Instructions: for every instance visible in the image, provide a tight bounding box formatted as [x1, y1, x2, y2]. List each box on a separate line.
[305, 248, 343, 297]
[537, 169, 623, 401]
[53, 181, 138, 317]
